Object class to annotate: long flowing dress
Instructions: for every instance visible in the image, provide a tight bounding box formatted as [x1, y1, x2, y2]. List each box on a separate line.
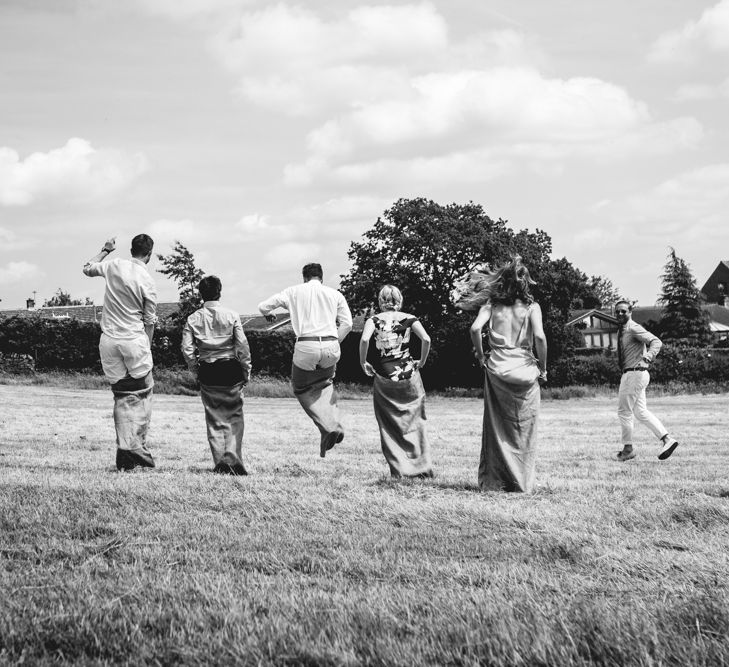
[371, 315, 433, 478]
[480, 305, 540, 492]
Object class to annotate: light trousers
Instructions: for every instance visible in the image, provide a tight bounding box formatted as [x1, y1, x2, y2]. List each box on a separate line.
[617, 370, 667, 445]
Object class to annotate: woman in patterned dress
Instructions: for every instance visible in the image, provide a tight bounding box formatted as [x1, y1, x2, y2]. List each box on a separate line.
[359, 285, 433, 478]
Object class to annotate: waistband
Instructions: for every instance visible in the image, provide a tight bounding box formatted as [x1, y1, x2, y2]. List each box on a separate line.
[622, 367, 648, 374]
[296, 335, 338, 342]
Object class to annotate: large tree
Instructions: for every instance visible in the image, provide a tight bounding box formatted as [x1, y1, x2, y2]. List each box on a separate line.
[340, 198, 604, 365]
[43, 289, 93, 307]
[657, 247, 711, 344]
[156, 241, 205, 324]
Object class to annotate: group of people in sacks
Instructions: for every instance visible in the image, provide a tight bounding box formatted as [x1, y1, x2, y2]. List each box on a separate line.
[84, 234, 680, 492]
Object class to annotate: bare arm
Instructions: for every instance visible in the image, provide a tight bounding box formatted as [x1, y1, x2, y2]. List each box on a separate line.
[83, 237, 116, 276]
[530, 303, 548, 377]
[411, 320, 431, 369]
[469, 304, 492, 367]
[359, 318, 375, 377]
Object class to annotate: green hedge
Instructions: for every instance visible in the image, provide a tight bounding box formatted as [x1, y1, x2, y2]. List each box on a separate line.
[2, 315, 728, 388]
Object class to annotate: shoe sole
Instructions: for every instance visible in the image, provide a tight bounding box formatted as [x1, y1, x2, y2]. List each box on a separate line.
[658, 441, 679, 460]
[320, 431, 345, 458]
[617, 452, 636, 461]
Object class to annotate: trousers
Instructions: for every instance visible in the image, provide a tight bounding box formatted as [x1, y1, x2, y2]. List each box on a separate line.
[617, 370, 667, 445]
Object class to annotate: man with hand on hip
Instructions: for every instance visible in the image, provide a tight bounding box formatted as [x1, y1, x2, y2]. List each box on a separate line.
[258, 263, 353, 458]
[83, 234, 158, 471]
[614, 300, 679, 462]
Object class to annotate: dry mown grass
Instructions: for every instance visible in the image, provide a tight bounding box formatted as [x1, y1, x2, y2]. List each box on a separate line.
[1, 385, 728, 666]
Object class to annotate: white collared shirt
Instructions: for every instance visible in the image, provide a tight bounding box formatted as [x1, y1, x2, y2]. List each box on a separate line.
[83, 257, 157, 339]
[181, 301, 251, 372]
[258, 279, 353, 339]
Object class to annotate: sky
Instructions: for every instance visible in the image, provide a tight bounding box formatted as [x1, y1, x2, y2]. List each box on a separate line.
[1, 0, 728, 312]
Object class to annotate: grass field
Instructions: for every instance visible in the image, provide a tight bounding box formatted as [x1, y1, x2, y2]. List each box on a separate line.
[1, 384, 728, 666]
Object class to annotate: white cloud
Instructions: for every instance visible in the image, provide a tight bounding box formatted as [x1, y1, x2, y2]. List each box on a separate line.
[0, 138, 148, 207]
[673, 77, 729, 101]
[624, 163, 729, 227]
[212, 3, 449, 115]
[0, 261, 44, 286]
[648, 0, 729, 63]
[263, 242, 321, 270]
[236, 213, 269, 233]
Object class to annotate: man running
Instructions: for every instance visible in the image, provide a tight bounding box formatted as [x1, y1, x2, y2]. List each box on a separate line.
[258, 263, 352, 457]
[614, 300, 679, 461]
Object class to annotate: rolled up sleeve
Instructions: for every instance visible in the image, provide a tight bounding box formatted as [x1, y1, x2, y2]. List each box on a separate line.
[336, 294, 353, 339]
[233, 317, 252, 381]
[258, 291, 289, 315]
[83, 261, 105, 277]
[633, 323, 662, 361]
[141, 278, 158, 327]
[181, 319, 197, 369]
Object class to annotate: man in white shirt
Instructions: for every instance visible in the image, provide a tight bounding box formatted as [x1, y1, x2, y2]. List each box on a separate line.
[258, 263, 353, 457]
[182, 275, 251, 475]
[83, 234, 158, 471]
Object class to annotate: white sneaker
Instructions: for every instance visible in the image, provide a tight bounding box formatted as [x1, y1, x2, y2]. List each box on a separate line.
[658, 436, 679, 460]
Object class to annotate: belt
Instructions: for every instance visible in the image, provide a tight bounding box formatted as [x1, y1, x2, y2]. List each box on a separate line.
[296, 335, 338, 342]
[622, 367, 648, 374]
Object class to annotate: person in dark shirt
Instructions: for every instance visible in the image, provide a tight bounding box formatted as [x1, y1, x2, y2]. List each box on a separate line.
[359, 285, 433, 478]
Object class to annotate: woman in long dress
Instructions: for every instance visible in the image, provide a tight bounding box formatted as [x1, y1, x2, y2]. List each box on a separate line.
[359, 285, 434, 478]
[463, 259, 547, 492]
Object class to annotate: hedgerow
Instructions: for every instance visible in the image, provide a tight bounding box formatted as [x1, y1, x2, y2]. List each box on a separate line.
[1, 315, 728, 388]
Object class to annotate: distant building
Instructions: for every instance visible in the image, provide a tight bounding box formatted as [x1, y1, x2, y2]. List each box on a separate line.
[566, 309, 619, 349]
[0, 302, 366, 332]
[700, 261, 729, 307]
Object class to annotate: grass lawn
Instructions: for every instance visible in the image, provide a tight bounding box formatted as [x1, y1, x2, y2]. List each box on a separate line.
[1, 384, 728, 666]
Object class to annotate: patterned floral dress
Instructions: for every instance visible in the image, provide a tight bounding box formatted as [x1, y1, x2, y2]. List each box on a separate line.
[368, 314, 433, 478]
[371, 315, 418, 381]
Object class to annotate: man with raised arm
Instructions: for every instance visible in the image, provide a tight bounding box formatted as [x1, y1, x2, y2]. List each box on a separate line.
[258, 263, 353, 458]
[614, 299, 679, 462]
[83, 234, 158, 471]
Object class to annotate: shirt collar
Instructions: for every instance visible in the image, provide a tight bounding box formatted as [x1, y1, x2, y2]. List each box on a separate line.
[203, 300, 220, 308]
[131, 258, 147, 268]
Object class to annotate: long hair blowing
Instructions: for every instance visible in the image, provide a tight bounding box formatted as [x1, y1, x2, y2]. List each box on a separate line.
[451, 256, 535, 310]
[489, 257, 536, 306]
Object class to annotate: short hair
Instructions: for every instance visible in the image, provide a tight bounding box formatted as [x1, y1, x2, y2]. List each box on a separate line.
[614, 300, 632, 312]
[131, 234, 154, 258]
[198, 275, 222, 302]
[302, 263, 323, 280]
[378, 285, 403, 311]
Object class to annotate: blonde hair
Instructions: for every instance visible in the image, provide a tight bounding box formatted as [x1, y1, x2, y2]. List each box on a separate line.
[378, 285, 403, 311]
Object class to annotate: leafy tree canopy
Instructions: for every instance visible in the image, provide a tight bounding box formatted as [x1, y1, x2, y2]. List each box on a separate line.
[340, 198, 605, 362]
[657, 247, 711, 345]
[156, 241, 205, 325]
[43, 288, 93, 307]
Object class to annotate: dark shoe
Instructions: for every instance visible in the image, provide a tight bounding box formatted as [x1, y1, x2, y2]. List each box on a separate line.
[116, 449, 155, 471]
[320, 430, 345, 458]
[617, 446, 636, 462]
[214, 452, 248, 476]
[658, 436, 679, 460]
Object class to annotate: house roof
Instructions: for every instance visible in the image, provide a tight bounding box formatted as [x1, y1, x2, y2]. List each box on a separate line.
[566, 309, 618, 326]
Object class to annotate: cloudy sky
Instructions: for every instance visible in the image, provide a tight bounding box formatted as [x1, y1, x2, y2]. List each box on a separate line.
[1, 0, 728, 312]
